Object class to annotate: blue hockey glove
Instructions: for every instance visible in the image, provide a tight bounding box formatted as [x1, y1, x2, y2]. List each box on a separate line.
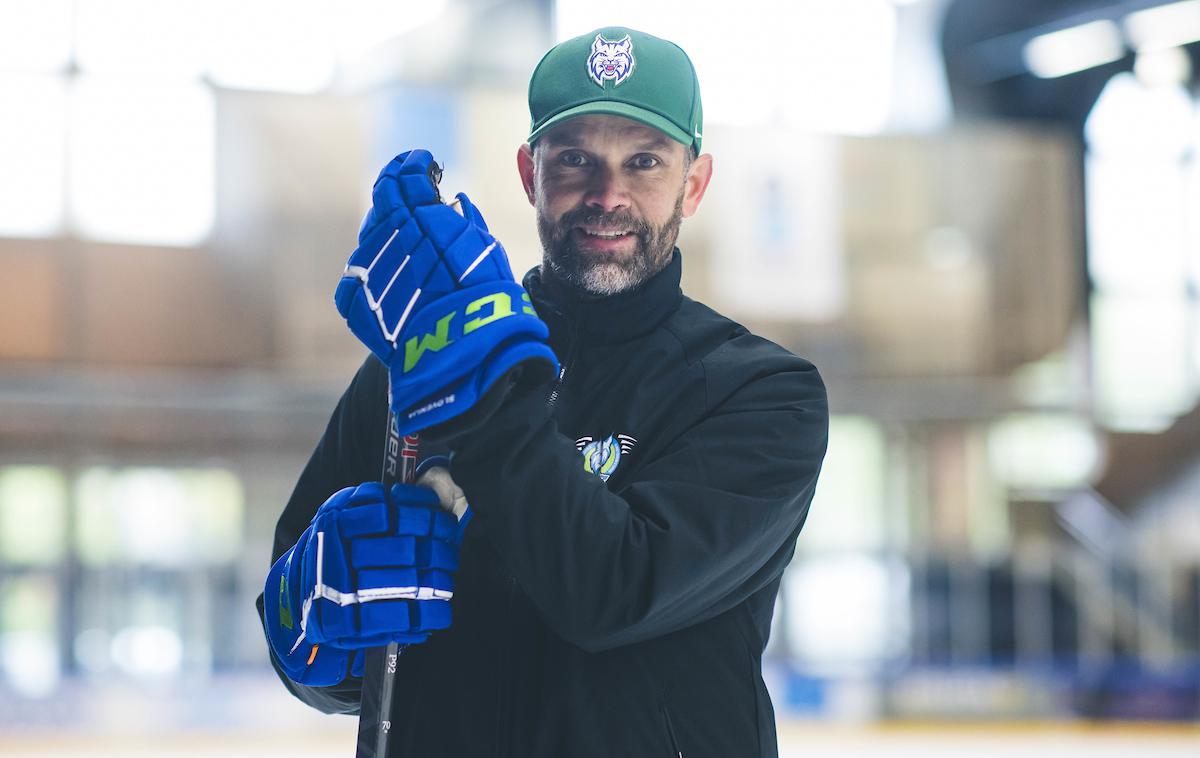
[334, 150, 558, 436]
[263, 481, 461, 686]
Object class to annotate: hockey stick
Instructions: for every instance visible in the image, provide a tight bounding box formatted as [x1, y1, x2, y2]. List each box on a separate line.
[355, 409, 418, 758]
[376, 413, 418, 757]
[357, 159, 446, 758]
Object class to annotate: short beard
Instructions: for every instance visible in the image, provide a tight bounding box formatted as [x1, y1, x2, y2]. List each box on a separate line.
[538, 191, 684, 297]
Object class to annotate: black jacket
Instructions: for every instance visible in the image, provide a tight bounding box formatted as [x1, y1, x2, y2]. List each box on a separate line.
[258, 252, 829, 757]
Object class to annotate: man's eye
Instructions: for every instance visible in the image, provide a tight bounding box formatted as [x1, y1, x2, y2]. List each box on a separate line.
[559, 152, 587, 167]
[632, 155, 660, 169]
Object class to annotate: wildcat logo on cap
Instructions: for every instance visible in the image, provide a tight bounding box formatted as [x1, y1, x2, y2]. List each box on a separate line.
[587, 33, 635, 88]
[575, 433, 637, 482]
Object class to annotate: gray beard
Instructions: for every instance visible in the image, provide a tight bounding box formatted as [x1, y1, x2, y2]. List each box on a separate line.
[538, 191, 684, 297]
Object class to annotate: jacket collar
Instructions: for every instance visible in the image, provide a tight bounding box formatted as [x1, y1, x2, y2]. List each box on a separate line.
[523, 250, 683, 346]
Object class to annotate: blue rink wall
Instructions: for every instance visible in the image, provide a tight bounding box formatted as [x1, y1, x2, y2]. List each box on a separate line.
[768, 660, 1200, 722]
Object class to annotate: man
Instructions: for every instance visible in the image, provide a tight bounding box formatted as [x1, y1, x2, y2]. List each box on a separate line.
[258, 26, 828, 758]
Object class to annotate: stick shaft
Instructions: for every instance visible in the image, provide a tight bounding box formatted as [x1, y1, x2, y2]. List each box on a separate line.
[360, 411, 418, 758]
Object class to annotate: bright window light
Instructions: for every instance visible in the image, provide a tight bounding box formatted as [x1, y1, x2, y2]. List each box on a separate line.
[1134, 45, 1193, 87]
[0, 0, 73, 73]
[1091, 293, 1193, 431]
[0, 74, 66, 237]
[1085, 73, 1194, 157]
[1086, 157, 1188, 295]
[0, 630, 60, 697]
[1191, 120, 1200, 295]
[1194, 300, 1200, 386]
[75, 467, 243, 566]
[1023, 20, 1125, 78]
[114, 469, 192, 567]
[554, 0, 897, 135]
[1084, 73, 1195, 431]
[0, 466, 66, 565]
[987, 414, 1100, 490]
[75, 0, 209, 78]
[69, 76, 214, 246]
[111, 625, 183, 679]
[330, 0, 449, 66]
[77, 467, 187, 566]
[783, 555, 906, 666]
[206, 0, 337, 93]
[801, 416, 889, 552]
[178, 468, 244, 563]
[0, 577, 60, 697]
[1085, 74, 1191, 295]
[76, 468, 117, 566]
[1125, 0, 1200, 52]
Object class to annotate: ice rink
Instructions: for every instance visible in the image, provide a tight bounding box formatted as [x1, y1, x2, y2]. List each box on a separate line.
[2, 1, 1199, 756]
[4, 722, 1198, 758]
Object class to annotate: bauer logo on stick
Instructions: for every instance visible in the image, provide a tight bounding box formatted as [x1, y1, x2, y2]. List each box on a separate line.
[587, 33, 635, 88]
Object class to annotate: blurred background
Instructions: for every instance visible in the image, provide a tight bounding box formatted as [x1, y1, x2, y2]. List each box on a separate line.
[0, 0, 1198, 755]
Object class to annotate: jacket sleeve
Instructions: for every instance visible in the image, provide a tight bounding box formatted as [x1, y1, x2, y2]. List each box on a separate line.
[255, 354, 389, 714]
[447, 354, 828, 653]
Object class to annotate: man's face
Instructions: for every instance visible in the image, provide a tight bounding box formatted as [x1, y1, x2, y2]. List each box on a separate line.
[517, 114, 712, 296]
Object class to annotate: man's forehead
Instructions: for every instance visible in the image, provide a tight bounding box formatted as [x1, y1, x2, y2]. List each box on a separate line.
[539, 115, 680, 151]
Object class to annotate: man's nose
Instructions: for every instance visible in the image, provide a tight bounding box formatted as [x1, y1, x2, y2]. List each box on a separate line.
[582, 164, 630, 213]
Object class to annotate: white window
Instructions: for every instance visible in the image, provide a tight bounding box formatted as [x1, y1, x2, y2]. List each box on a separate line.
[74, 0, 210, 79]
[0, 0, 222, 245]
[0, 73, 67, 236]
[0, 466, 66, 566]
[204, 0, 336, 93]
[69, 76, 215, 246]
[1084, 72, 1198, 430]
[802, 415, 890, 552]
[0, 0, 73, 73]
[75, 466, 243, 567]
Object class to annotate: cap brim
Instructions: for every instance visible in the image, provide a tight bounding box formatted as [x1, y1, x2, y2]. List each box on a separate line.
[528, 100, 693, 149]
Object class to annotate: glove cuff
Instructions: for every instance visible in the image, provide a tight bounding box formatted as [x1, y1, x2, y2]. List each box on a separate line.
[264, 532, 357, 686]
[391, 281, 558, 435]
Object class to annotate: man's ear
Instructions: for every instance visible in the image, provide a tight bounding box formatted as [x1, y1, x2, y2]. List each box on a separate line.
[517, 143, 536, 207]
[681, 153, 713, 218]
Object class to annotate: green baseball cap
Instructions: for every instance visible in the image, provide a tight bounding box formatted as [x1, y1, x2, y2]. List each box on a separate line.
[527, 27, 703, 155]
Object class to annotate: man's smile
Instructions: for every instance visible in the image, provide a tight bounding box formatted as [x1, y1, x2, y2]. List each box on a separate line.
[571, 226, 638, 252]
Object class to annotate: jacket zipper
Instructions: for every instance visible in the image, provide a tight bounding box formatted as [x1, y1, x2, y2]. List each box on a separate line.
[545, 365, 567, 409]
[546, 321, 578, 410]
[494, 575, 518, 758]
[662, 705, 683, 758]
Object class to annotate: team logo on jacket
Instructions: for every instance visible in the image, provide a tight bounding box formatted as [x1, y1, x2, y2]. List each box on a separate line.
[575, 434, 637, 482]
[587, 33, 635, 88]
